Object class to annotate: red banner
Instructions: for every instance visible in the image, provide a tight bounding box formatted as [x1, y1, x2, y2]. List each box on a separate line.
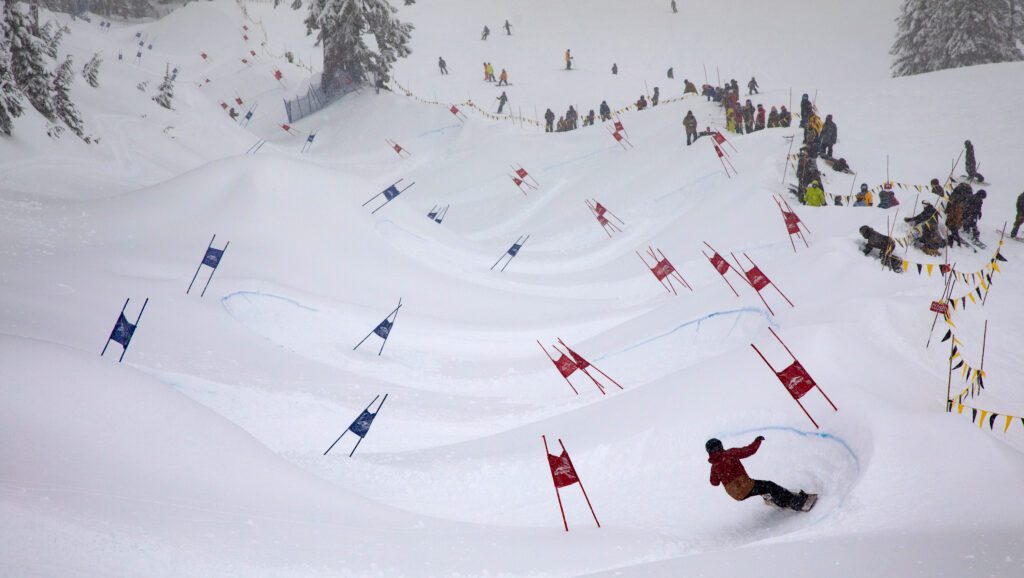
[746, 266, 770, 291]
[930, 301, 949, 315]
[652, 259, 675, 281]
[710, 252, 730, 275]
[554, 354, 578, 378]
[777, 361, 816, 400]
[548, 451, 579, 488]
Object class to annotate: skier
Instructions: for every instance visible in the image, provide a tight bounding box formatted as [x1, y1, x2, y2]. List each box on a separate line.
[767, 106, 779, 128]
[854, 183, 873, 207]
[667, 67, 674, 79]
[599, 100, 611, 122]
[683, 110, 698, 145]
[779, 105, 792, 127]
[1011, 191, 1024, 238]
[544, 108, 555, 132]
[684, 79, 698, 94]
[964, 140, 984, 182]
[611, 62, 618, 75]
[565, 49, 573, 70]
[706, 437, 812, 511]
[799, 93, 812, 128]
[636, 95, 648, 110]
[503, 19, 512, 35]
[496, 91, 509, 114]
[755, 104, 766, 131]
[228, 107, 239, 120]
[438, 57, 448, 75]
[671, 0, 678, 12]
[963, 190, 986, 241]
[748, 76, 759, 95]
[819, 114, 837, 158]
[651, 87, 660, 106]
[481, 25, 490, 40]
[805, 179, 826, 207]
[498, 68, 508, 86]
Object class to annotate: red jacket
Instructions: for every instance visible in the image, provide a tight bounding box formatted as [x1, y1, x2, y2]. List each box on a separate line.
[709, 438, 762, 499]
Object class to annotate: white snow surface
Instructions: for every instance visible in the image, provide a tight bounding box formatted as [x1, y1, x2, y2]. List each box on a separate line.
[2, 0, 1024, 576]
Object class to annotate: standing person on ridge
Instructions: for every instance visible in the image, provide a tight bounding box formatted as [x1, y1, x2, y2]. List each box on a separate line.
[964, 140, 984, 182]
[706, 437, 813, 511]
[652, 87, 660, 106]
[667, 67, 674, 79]
[755, 104, 766, 131]
[1010, 191, 1024, 238]
[671, 0, 678, 13]
[503, 19, 512, 35]
[819, 114, 838, 159]
[748, 76, 759, 94]
[565, 49, 573, 70]
[599, 100, 611, 122]
[481, 25, 490, 40]
[799, 93, 812, 128]
[544, 108, 555, 132]
[438, 57, 448, 75]
[498, 68, 508, 86]
[496, 91, 509, 114]
[611, 62, 618, 75]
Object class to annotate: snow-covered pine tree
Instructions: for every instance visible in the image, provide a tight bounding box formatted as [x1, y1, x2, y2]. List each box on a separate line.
[938, 0, 1023, 70]
[39, 21, 64, 59]
[52, 55, 84, 138]
[890, 0, 937, 77]
[297, 0, 413, 94]
[153, 64, 174, 109]
[5, 0, 54, 120]
[82, 52, 101, 87]
[0, 2, 25, 135]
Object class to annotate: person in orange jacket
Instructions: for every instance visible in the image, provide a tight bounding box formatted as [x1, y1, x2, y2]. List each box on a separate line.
[498, 68, 508, 86]
[706, 436, 810, 510]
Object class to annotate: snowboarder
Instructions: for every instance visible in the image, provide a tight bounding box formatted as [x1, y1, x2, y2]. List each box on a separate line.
[963, 190, 986, 241]
[498, 68, 508, 86]
[706, 437, 813, 511]
[854, 183, 873, 207]
[767, 106, 779, 128]
[671, 0, 678, 13]
[496, 92, 509, 114]
[599, 100, 611, 122]
[228, 107, 239, 120]
[860, 225, 896, 258]
[611, 62, 618, 75]
[438, 57, 448, 75]
[667, 67, 674, 79]
[748, 76, 759, 95]
[755, 104, 766, 131]
[805, 179, 826, 207]
[652, 87, 660, 106]
[779, 105, 792, 127]
[964, 140, 984, 182]
[683, 110, 698, 145]
[1011, 191, 1024, 238]
[636, 95, 648, 110]
[565, 49, 573, 70]
[819, 114, 837, 158]
[481, 25, 490, 40]
[684, 79, 698, 94]
[503, 19, 512, 35]
[544, 108, 555, 132]
[799, 94, 812, 128]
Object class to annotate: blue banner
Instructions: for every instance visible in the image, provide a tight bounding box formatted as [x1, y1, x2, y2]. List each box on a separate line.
[348, 410, 376, 438]
[373, 319, 393, 339]
[508, 243, 522, 257]
[202, 247, 224, 268]
[383, 186, 401, 201]
[306, 134, 316, 143]
[109, 314, 136, 348]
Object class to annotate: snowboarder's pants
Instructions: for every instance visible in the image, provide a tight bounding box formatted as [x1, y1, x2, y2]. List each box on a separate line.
[686, 130, 696, 145]
[498, 103, 506, 113]
[546, 121, 554, 133]
[440, 67, 447, 75]
[498, 79, 507, 86]
[747, 480, 801, 509]
[750, 87, 758, 94]
[1012, 210, 1024, 237]
[820, 143, 834, 158]
[566, 61, 572, 70]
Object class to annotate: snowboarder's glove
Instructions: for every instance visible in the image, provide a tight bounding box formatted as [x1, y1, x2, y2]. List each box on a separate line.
[756, 436, 765, 442]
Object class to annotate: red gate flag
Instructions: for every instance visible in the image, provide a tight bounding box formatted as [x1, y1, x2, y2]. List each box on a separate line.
[930, 301, 949, 315]
[586, 199, 624, 236]
[702, 242, 742, 297]
[515, 167, 528, 179]
[751, 328, 837, 428]
[543, 436, 600, 531]
[555, 353, 578, 378]
[638, 246, 692, 295]
[730, 252, 794, 316]
[774, 194, 810, 252]
[274, 69, 283, 81]
[557, 338, 624, 392]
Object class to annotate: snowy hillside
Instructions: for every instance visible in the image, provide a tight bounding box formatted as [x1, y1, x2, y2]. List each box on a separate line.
[2, 1, 1024, 576]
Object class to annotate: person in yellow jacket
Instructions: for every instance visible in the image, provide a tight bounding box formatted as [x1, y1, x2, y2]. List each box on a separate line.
[805, 180, 826, 207]
[854, 183, 874, 207]
[809, 113, 823, 135]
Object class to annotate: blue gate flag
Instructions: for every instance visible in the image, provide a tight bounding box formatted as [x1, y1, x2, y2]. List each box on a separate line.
[373, 319, 393, 339]
[202, 247, 224, 268]
[508, 243, 523, 256]
[306, 133, 316, 143]
[348, 410, 377, 438]
[383, 185, 401, 201]
[109, 314, 136, 348]
[427, 210, 438, 219]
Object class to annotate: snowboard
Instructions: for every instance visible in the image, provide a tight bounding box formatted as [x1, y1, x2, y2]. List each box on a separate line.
[763, 493, 818, 512]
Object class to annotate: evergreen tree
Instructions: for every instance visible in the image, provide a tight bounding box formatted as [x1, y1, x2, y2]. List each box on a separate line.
[6, 0, 54, 120]
[39, 21, 64, 59]
[52, 55, 83, 138]
[0, 1, 24, 135]
[153, 64, 174, 109]
[890, 0, 937, 77]
[297, 0, 412, 94]
[938, 0, 1023, 70]
[82, 52, 101, 87]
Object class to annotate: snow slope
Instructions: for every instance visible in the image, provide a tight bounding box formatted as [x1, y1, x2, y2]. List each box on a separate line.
[2, 1, 1024, 576]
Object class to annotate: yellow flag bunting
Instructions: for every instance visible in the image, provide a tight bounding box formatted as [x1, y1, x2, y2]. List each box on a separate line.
[954, 403, 1024, 435]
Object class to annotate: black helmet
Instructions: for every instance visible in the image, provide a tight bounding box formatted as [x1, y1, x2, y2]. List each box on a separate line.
[931, 178, 940, 185]
[965, 140, 972, 146]
[706, 438, 724, 454]
[861, 183, 868, 190]
[977, 190, 987, 198]
[859, 225, 871, 237]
